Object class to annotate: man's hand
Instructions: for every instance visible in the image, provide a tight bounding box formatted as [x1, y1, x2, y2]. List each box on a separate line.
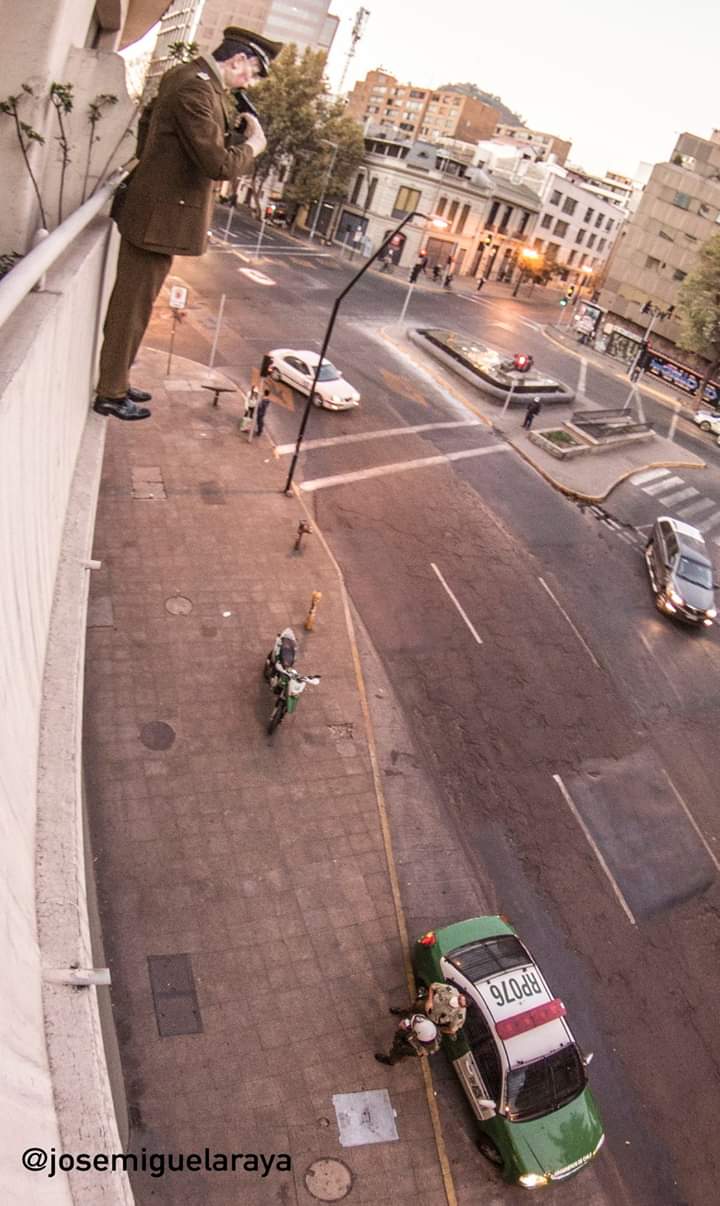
[240, 113, 267, 157]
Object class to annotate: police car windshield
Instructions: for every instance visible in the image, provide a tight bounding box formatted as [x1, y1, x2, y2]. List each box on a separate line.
[506, 1046, 586, 1121]
[316, 362, 340, 381]
[676, 556, 713, 590]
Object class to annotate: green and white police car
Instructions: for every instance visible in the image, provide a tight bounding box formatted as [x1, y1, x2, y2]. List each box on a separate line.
[413, 916, 605, 1189]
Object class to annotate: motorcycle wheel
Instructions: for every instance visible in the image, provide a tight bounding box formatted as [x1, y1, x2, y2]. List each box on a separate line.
[267, 698, 287, 734]
[263, 656, 273, 683]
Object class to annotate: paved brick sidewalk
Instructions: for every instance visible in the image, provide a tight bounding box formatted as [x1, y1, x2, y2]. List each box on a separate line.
[84, 346, 450, 1206]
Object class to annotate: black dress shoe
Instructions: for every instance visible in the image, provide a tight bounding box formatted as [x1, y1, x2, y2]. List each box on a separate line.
[93, 395, 151, 421]
[374, 1054, 392, 1065]
[127, 385, 152, 402]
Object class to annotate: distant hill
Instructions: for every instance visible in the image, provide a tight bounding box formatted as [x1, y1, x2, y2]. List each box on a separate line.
[437, 82, 525, 128]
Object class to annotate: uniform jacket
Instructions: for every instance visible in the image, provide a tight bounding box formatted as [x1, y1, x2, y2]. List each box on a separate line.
[119, 56, 254, 256]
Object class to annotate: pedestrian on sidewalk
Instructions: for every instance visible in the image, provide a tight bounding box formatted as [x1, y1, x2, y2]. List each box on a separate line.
[522, 396, 542, 430]
[255, 385, 272, 435]
[375, 1014, 440, 1066]
[389, 982, 467, 1037]
[94, 25, 281, 422]
[432, 264, 442, 283]
[476, 276, 485, 293]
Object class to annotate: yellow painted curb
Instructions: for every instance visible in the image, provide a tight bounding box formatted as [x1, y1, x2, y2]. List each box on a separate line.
[291, 484, 458, 1206]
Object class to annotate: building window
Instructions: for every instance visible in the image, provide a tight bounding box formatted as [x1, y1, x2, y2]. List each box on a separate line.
[587, 233, 596, 248]
[486, 200, 500, 227]
[498, 205, 513, 233]
[584, 207, 594, 222]
[533, 237, 544, 250]
[540, 214, 552, 229]
[576, 228, 586, 244]
[546, 242, 560, 260]
[553, 219, 569, 236]
[517, 210, 530, 235]
[456, 203, 471, 234]
[550, 189, 562, 205]
[672, 192, 692, 210]
[673, 268, 687, 282]
[392, 186, 421, 217]
[645, 255, 661, 270]
[447, 199, 459, 224]
[606, 218, 614, 231]
[658, 229, 674, 241]
[351, 173, 363, 204]
[365, 177, 378, 210]
[595, 213, 604, 227]
[598, 237, 606, 251]
[567, 249, 576, 265]
[562, 197, 577, 215]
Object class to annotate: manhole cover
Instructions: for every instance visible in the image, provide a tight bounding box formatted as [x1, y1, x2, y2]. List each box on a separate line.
[140, 722, 176, 751]
[165, 595, 193, 615]
[304, 1159, 352, 1202]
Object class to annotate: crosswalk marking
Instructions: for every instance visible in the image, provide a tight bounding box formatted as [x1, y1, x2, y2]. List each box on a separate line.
[676, 497, 717, 519]
[657, 486, 699, 506]
[695, 510, 720, 534]
[630, 468, 670, 486]
[642, 475, 684, 496]
[274, 418, 483, 457]
[300, 443, 509, 492]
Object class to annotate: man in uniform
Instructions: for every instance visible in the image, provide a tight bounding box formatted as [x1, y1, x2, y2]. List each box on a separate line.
[389, 981, 467, 1037]
[94, 26, 282, 421]
[375, 1013, 440, 1067]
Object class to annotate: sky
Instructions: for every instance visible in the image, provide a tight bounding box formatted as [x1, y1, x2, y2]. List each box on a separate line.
[323, 0, 720, 179]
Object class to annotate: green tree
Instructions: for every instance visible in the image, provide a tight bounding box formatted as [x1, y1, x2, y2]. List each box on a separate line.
[676, 232, 720, 404]
[249, 45, 364, 218]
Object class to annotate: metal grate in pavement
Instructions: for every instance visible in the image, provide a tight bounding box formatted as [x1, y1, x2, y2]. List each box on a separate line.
[147, 954, 203, 1037]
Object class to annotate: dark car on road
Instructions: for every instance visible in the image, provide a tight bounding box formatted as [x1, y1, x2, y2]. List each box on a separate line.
[645, 516, 717, 626]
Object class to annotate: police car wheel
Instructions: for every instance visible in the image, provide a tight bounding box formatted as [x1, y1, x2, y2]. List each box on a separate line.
[700, 421, 711, 431]
[312, 393, 324, 407]
[476, 1135, 503, 1167]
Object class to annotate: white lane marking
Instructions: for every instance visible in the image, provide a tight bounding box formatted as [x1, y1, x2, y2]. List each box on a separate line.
[238, 268, 275, 285]
[490, 321, 513, 331]
[638, 630, 683, 703]
[696, 509, 720, 534]
[677, 497, 716, 519]
[642, 474, 684, 496]
[274, 418, 483, 456]
[658, 486, 698, 506]
[430, 563, 483, 645]
[712, 532, 720, 546]
[663, 771, 720, 873]
[299, 443, 509, 492]
[553, 775, 637, 926]
[578, 358, 588, 395]
[518, 318, 543, 331]
[630, 468, 669, 486]
[537, 577, 601, 669]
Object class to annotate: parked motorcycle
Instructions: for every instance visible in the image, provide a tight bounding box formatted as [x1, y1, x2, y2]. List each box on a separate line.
[263, 627, 320, 734]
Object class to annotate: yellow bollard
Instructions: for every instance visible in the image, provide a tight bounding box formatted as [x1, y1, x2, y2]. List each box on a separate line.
[304, 591, 322, 631]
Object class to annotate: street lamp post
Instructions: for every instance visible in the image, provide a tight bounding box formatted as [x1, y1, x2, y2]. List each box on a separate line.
[308, 138, 339, 243]
[283, 211, 442, 494]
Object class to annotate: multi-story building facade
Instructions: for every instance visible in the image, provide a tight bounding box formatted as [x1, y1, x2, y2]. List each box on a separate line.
[195, 0, 339, 57]
[346, 70, 499, 144]
[493, 122, 572, 166]
[143, 0, 205, 97]
[598, 131, 720, 357]
[324, 133, 541, 281]
[472, 144, 627, 285]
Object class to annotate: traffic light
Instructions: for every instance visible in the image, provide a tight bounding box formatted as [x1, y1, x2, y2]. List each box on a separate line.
[484, 232, 493, 246]
[566, 285, 576, 300]
[641, 300, 652, 314]
[559, 297, 568, 308]
[512, 353, 533, 372]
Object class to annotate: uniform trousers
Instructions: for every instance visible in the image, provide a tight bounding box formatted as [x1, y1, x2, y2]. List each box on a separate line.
[97, 237, 173, 399]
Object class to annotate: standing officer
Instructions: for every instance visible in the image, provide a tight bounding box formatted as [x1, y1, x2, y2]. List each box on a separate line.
[94, 26, 282, 421]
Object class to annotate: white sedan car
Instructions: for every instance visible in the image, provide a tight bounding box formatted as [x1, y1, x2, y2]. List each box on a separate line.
[692, 410, 720, 436]
[267, 349, 360, 411]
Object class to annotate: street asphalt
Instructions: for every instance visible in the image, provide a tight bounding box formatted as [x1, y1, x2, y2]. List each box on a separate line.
[84, 206, 720, 1206]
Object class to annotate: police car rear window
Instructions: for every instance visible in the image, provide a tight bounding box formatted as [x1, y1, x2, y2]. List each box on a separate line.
[447, 935, 528, 982]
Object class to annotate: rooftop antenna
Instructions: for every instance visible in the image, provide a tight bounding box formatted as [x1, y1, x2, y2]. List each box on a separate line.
[337, 6, 370, 96]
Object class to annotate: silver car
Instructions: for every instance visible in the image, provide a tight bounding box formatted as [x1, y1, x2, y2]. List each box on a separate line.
[645, 516, 717, 626]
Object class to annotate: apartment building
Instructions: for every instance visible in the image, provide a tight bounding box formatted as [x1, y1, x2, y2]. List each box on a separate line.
[598, 131, 720, 353]
[471, 143, 626, 284]
[325, 133, 541, 281]
[493, 122, 572, 166]
[195, 0, 339, 57]
[346, 70, 499, 144]
[143, 0, 205, 97]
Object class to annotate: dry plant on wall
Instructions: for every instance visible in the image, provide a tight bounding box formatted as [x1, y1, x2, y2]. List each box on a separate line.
[0, 84, 48, 229]
[49, 82, 74, 225]
[83, 93, 118, 202]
